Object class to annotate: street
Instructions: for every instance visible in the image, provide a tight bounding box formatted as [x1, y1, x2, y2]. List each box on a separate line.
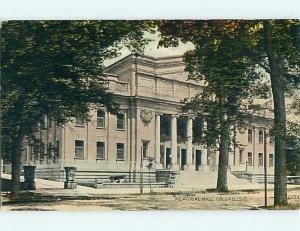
[2, 188, 300, 211]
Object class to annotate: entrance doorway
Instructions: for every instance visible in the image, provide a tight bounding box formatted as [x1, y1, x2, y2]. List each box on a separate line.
[166, 148, 172, 169]
[195, 150, 201, 171]
[181, 149, 187, 170]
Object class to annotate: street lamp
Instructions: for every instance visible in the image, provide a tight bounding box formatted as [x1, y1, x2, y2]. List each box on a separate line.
[140, 146, 143, 195]
[263, 128, 268, 208]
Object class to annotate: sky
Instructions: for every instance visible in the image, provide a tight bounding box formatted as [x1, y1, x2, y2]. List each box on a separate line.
[104, 31, 195, 67]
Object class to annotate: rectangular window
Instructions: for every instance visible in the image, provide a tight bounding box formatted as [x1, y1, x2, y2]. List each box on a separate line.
[248, 129, 253, 143]
[269, 135, 274, 143]
[117, 113, 125, 130]
[247, 152, 253, 166]
[117, 143, 125, 160]
[75, 117, 84, 126]
[96, 142, 105, 159]
[75, 140, 84, 158]
[97, 110, 105, 128]
[258, 153, 263, 166]
[259, 130, 264, 143]
[142, 141, 149, 159]
[239, 149, 243, 163]
[269, 154, 274, 167]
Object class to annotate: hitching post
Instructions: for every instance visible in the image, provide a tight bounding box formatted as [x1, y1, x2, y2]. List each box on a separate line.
[64, 166, 77, 189]
[23, 165, 37, 190]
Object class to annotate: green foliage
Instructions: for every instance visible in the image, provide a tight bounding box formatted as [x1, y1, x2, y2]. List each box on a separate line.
[180, 23, 269, 149]
[1, 20, 147, 160]
[286, 122, 300, 175]
[157, 19, 300, 148]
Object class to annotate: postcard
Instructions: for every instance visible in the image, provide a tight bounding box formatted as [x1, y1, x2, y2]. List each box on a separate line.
[1, 19, 299, 213]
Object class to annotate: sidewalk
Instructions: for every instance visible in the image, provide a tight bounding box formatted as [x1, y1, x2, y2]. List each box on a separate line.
[2, 173, 299, 198]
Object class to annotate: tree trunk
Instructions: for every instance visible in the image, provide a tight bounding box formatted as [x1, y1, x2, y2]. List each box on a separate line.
[263, 20, 288, 206]
[11, 130, 25, 198]
[217, 113, 231, 192]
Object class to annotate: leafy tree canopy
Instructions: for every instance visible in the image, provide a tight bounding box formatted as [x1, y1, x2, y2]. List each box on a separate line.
[1, 20, 148, 160]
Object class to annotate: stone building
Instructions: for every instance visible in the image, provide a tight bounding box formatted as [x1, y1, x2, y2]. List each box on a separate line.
[23, 54, 275, 182]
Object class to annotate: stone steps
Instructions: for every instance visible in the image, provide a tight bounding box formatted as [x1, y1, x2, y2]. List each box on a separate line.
[94, 182, 167, 189]
[174, 170, 254, 189]
[232, 171, 275, 183]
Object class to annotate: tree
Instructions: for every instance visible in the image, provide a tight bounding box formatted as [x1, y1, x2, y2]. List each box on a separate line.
[1, 20, 147, 197]
[156, 20, 300, 205]
[158, 21, 268, 191]
[262, 20, 300, 205]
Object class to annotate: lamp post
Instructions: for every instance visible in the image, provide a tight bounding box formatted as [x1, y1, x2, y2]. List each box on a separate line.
[263, 128, 268, 208]
[140, 146, 143, 194]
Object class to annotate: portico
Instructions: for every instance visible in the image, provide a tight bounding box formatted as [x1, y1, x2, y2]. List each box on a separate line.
[154, 113, 208, 171]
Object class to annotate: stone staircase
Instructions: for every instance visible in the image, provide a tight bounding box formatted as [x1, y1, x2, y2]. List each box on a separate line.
[174, 170, 256, 190]
[232, 171, 275, 183]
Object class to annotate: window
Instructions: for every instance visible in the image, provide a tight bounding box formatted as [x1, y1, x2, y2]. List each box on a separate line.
[247, 152, 253, 166]
[269, 154, 274, 167]
[269, 135, 274, 143]
[259, 129, 264, 143]
[96, 142, 105, 159]
[142, 141, 149, 159]
[258, 153, 263, 166]
[75, 140, 84, 158]
[239, 149, 244, 163]
[117, 143, 125, 160]
[117, 113, 125, 130]
[248, 129, 253, 143]
[97, 110, 105, 128]
[75, 117, 84, 126]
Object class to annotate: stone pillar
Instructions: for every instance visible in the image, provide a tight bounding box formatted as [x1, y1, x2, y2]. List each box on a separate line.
[64, 166, 77, 189]
[186, 116, 193, 170]
[213, 149, 220, 171]
[201, 148, 208, 165]
[252, 126, 256, 169]
[171, 115, 178, 169]
[155, 113, 161, 167]
[23, 165, 36, 190]
[199, 148, 209, 172]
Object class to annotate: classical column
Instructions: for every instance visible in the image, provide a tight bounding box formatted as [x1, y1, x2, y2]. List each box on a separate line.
[252, 126, 256, 169]
[200, 118, 210, 172]
[228, 125, 235, 168]
[171, 115, 178, 168]
[186, 116, 193, 169]
[201, 147, 207, 166]
[155, 113, 161, 166]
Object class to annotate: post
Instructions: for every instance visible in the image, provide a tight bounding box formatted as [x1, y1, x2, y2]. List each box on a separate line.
[155, 113, 161, 166]
[140, 146, 143, 194]
[64, 166, 77, 189]
[23, 165, 37, 190]
[264, 129, 268, 207]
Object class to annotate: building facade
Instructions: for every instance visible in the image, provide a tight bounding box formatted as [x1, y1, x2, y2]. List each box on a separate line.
[23, 54, 275, 179]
